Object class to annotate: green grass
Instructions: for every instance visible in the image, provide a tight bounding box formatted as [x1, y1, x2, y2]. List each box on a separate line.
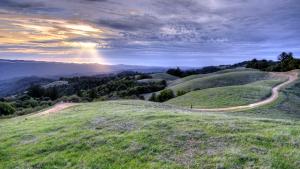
[169, 68, 256, 87]
[1, 100, 300, 169]
[231, 70, 300, 120]
[166, 79, 286, 108]
[165, 70, 270, 94]
[150, 73, 179, 81]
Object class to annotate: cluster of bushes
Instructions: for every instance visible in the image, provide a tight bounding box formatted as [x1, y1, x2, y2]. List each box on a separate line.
[27, 85, 60, 100]
[166, 66, 222, 78]
[149, 89, 175, 102]
[246, 52, 300, 72]
[88, 79, 166, 101]
[0, 71, 167, 116]
[0, 102, 15, 116]
[149, 89, 187, 102]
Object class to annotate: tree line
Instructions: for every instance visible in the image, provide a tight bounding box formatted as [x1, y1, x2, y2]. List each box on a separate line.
[0, 72, 165, 116]
[246, 52, 300, 71]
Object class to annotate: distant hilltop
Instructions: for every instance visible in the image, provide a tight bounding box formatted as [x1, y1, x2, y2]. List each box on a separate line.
[0, 59, 167, 80]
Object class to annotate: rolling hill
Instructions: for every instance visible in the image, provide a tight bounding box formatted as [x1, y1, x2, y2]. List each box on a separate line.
[1, 99, 300, 168]
[150, 73, 179, 81]
[234, 70, 300, 119]
[1, 70, 300, 168]
[161, 70, 270, 94]
[0, 59, 167, 80]
[0, 77, 54, 97]
[166, 78, 286, 109]
[168, 68, 255, 87]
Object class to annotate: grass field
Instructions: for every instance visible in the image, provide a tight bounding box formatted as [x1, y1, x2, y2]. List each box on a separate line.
[1, 100, 300, 169]
[165, 70, 270, 93]
[168, 68, 256, 87]
[167, 79, 286, 109]
[150, 73, 179, 81]
[232, 70, 300, 120]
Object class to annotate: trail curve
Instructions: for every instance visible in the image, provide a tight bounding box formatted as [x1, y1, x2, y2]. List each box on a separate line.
[193, 70, 299, 112]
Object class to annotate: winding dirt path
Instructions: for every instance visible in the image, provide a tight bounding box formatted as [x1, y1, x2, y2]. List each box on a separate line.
[32, 103, 77, 117]
[193, 70, 299, 112]
[32, 71, 298, 116]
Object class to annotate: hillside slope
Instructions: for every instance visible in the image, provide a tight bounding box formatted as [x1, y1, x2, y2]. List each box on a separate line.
[0, 77, 54, 97]
[1, 100, 300, 169]
[165, 70, 270, 93]
[233, 70, 300, 119]
[167, 79, 286, 109]
[169, 68, 256, 87]
[150, 73, 179, 81]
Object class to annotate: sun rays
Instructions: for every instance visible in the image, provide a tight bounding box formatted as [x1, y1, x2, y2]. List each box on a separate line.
[0, 12, 110, 64]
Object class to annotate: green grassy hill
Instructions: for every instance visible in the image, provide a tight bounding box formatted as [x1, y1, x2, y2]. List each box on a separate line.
[1, 100, 300, 169]
[167, 79, 286, 109]
[233, 70, 300, 119]
[150, 73, 179, 81]
[168, 68, 256, 87]
[165, 70, 270, 93]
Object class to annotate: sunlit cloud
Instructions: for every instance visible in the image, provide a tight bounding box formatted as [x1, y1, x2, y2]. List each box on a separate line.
[0, 12, 113, 64]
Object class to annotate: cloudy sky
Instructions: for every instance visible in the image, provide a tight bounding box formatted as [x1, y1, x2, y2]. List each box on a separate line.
[0, 0, 299, 66]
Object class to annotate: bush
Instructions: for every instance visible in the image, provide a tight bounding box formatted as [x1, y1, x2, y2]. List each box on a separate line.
[0, 102, 16, 116]
[59, 95, 82, 103]
[176, 90, 188, 96]
[156, 89, 175, 102]
[149, 93, 157, 102]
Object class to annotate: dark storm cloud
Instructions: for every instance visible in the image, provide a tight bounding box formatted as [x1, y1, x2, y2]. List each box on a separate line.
[98, 14, 162, 31]
[0, 0, 44, 9]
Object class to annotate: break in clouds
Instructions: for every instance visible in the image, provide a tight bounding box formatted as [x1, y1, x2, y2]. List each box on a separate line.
[0, 0, 300, 66]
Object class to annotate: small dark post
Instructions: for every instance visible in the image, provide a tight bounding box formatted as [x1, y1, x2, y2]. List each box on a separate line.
[190, 104, 193, 109]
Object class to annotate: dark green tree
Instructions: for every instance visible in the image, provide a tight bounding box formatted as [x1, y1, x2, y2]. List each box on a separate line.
[27, 85, 45, 98]
[156, 89, 175, 102]
[149, 93, 157, 102]
[177, 90, 187, 96]
[0, 102, 16, 116]
[88, 88, 98, 100]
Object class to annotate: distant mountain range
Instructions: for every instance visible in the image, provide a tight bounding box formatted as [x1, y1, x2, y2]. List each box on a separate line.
[0, 76, 54, 97]
[0, 59, 167, 80]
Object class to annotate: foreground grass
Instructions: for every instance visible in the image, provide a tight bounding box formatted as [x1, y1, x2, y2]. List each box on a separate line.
[167, 79, 286, 109]
[1, 100, 300, 169]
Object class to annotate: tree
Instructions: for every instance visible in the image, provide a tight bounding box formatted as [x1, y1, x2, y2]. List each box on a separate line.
[156, 89, 175, 102]
[149, 93, 157, 102]
[45, 87, 59, 100]
[0, 102, 16, 116]
[278, 52, 297, 71]
[27, 85, 45, 98]
[278, 52, 293, 62]
[76, 90, 83, 97]
[88, 88, 98, 100]
[167, 67, 183, 77]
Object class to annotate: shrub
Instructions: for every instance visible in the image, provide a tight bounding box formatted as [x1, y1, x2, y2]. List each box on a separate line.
[0, 102, 16, 116]
[149, 93, 157, 102]
[176, 90, 188, 96]
[156, 89, 175, 102]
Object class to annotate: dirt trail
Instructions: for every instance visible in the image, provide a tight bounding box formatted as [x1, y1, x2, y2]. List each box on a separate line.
[32, 71, 298, 116]
[32, 103, 77, 117]
[193, 70, 299, 112]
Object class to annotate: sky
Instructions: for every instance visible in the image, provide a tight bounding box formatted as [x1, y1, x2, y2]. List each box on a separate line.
[0, 0, 300, 67]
